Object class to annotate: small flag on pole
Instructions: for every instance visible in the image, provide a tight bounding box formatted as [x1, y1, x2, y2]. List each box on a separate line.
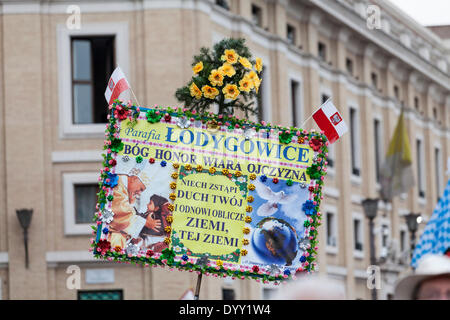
[312, 99, 348, 144]
[104, 66, 130, 105]
[379, 110, 415, 202]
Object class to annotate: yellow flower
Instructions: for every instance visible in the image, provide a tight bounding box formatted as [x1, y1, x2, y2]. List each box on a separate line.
[202, 85, 219, 99]
[166, 216, 174, 223]
[239, 56, 252, 69]
[221, 49, 239, 64]
[171, 172, 179, 179]
[255, 57, 263, 73]
[173, 163, 180, 169]
[222, 168, 229, 175]
[242, 239, 249, 245]
[192, 61, 203, 74]
[219, 63, 236, 77]
[170, 182, 177, 189]
[248, 184, 255, 191]
[164, 225, 172, 233]
[247, 70, 259, 84]
[247, 195, 254, 203]
[222, 84, 240, 100]
[241, 249, 248, 256]
[253, 77, 261, 94]
[209, 167, 216, 174]
[243, 227, 250, 234]
[216, 260, 223, 267]
[196, 164, 203, 172]
[185, 164, 192, 170]
[235, 171, 242, 177]
[239, 77, 253, 92]
[164, 237, 171, 244]
[189, 82, 202, 99]
[208, 69, 224, 86]
[246, 206, 253, 213]
[245, 216, 252, 223]
[249, 173, 256, 180]
[167, 204, 175, 211]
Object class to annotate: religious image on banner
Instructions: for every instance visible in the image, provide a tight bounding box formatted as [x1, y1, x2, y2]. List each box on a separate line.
[242, 178, 310, 272]
[107, 157, 173, 253]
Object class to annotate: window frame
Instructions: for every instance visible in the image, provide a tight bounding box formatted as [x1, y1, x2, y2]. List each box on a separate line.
[416, 137, 426, 199]
[288, 72, 303, 128]
[349, 104, 361, 181]
[352, 212, 364, 259]
[57, 22, 129, 139]
[63, 172, 100, 235]
[324, 205, 338, 254]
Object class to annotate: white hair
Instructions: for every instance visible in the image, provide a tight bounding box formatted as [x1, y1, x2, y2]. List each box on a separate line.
[272, 274, 346, 300]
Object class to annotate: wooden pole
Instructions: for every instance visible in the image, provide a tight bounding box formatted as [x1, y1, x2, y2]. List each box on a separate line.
[194, 273, 203, 300]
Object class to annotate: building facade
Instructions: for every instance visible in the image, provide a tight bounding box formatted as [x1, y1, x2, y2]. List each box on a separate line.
[0, 0, 449, 300]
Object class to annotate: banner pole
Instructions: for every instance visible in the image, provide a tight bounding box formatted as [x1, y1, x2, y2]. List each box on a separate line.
[194, 273, 203, 300]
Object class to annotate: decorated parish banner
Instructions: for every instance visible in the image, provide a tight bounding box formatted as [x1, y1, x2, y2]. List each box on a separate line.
[92, 102, 329, 283]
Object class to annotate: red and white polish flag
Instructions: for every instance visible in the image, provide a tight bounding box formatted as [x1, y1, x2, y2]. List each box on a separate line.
[312, 99, 348, 144]
[104, 66, 130, 105]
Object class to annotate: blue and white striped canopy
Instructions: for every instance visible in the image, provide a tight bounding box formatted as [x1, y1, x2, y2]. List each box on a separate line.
[411, 180, 450, 268]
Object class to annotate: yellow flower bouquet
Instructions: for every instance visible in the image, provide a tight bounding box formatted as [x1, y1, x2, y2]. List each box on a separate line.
[175, 38, 263, 117]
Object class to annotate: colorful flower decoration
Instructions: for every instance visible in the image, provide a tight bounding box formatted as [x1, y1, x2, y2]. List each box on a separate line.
[300, 256, 307, 263]
[302, 200, 316, 216]
[260, 175, 267, 182]
[147, 249, 154, 257]
[249, 173, 256, 180]
[166, 216, 174, 223]
[136, 156, 143, 163]
[104, 172, 119, 188]
[164, 113, 172, 122]
[170, 182, 177, 190]
[243, 227, 250, 234]
[309, 138, 323, 152]
[246, 206, 253, 213]
[241, 249, 248, 256]
[182, 254, 189, 261]
[272, 177, 279, 184]
[247, 195, 254, 203]
[173, 163, 180, 169]
[161, 161, 167, 167]
[169, 193, 176, 201]
[242, 239, 249, 245]
[109, 138, 124, 153]
[286, 179, 293, 186]
[248, 184, 255, 191]
[146, 109, 163, 123]
[149, 158, 155, 164]
[114, 107, 130, 121]
[245, 216, 252, 223]
[171, 172, 179, 179]
[279, 130, 294, 144]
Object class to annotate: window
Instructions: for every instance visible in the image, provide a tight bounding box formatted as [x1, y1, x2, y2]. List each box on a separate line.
[63, 172, 100, 235]
[326, 212, 337, 248]
[251, 4, 262, 27]
[256, 64, 271, 123]
[349, 107, 360, 176]
[393, 85, 399, 100]
[435, 147, 441, 201]
[353, 219, 363, 251]
[287, 24, 296, 45]
[74, 184, 98, 224]
[400, 229, 406, 252]
[371, 72, 378, 89]
[222, 288, 235, 300]
[78, 290, 123, 300]
[381, 225, 389, 251]
[346, 58, 354, 75]
[215, 0, 230, 10]
[414, 96, 420, 111]
[416, 139, 425, 198]
[433, 107, 437, 120]
[290, 79, 300, 127]
[374, 119, 382, 183]
[71, 36, 114, 124]
[57, 22, 129, 138]
[318, 42, 326, 61]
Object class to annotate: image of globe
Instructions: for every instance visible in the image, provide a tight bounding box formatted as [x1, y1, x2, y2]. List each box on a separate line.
[251, 217, 298, 266]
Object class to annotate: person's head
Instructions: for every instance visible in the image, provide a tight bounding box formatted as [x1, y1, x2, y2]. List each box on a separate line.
[395, 254, 450, 300]
[147, 194, 167, 213]
[272, 274, 346, 300]
[413, 275, 450, 300]
[127, 175, 146, 204]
